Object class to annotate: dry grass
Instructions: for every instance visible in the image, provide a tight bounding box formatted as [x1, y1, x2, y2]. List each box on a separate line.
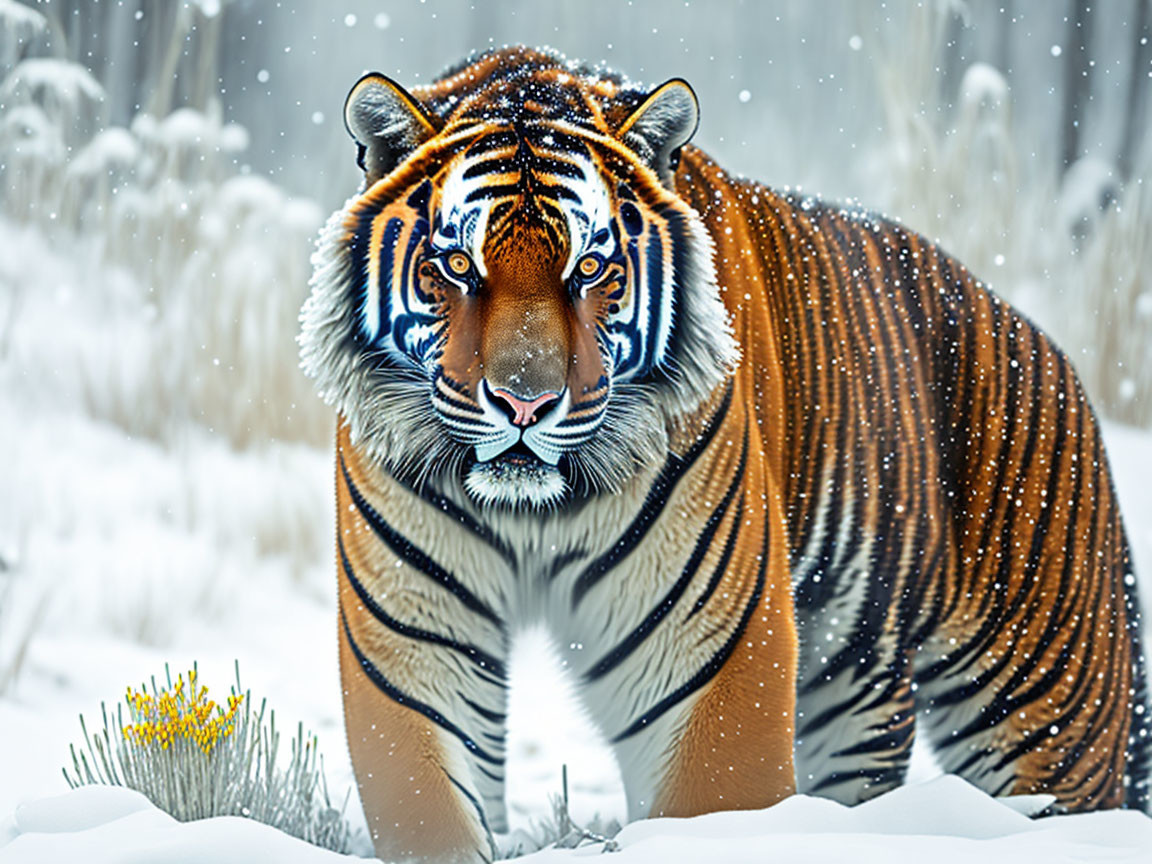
[869, 1, 1151, 427]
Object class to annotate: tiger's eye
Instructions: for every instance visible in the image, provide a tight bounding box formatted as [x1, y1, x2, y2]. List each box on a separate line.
[578, 255, 601, 278]
[447, 252, 472, 276]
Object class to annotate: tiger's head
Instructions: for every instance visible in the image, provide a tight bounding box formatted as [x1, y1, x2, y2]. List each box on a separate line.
[301, 48, 737, 509]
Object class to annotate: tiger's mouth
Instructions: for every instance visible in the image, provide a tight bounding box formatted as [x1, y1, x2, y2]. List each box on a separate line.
[492, 440, 546, 467]
[464, 441, 567, 508]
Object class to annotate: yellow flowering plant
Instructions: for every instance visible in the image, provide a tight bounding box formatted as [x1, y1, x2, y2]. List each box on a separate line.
[121, 668, 243, 755]
[63, 662, 352, 853]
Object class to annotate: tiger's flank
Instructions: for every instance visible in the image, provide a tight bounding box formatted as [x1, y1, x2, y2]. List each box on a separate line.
[299, 46, 1150, 864]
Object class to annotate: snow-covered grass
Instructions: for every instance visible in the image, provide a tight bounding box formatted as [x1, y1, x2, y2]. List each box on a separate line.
[62, 664, 353, 853]
[0, 54, 328, 449]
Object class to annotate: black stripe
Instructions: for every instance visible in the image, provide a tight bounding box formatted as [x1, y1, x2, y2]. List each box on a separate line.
[465, 181, 579, 204]
[406, 179, 432, 211]
[463, 158, 517, 180]
[462, 153, 586, 181]
[643, 223, 665, 365]
[433, 374, 486, 415]
[830, 719, 914, 759]
[464, 129, 518, 155]
[798, 681, 888, 738]
[476, 763, 504, 782]
[1077, 754, 1119, 809]
[520, 126, 591, 156]
[584, 424, 749, 682]
[338, 536, 505, 678]
[809, 763, 906, 796]
[340, 609, 503, 766]
[400, 215, 430, 302]
[571, 380, 733, 608]
[611, 521, 768, 743]
[441, 769, 495, 864]
[460, 695, 506, 724]
[559, 388, 610, 419]
[341, 457, 503, 629]
[376, 216, 404, 301]
[546, 547, 587, 582]
[685, 489, 746, 621]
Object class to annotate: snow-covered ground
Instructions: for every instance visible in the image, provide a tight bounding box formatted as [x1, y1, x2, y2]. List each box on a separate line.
[5, 772, 1152, 863]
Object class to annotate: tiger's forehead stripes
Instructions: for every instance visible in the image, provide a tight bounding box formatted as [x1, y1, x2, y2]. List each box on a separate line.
[433, 153, 494, 278]
[412, 47, 631, 133]
[431, 120, 618, 282]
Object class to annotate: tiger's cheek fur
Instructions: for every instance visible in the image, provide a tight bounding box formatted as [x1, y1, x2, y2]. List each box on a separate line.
[435, 299, 484, 388]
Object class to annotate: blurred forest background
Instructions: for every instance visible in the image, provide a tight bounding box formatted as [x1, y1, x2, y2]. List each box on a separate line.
[2, 0, 1150, 443]
[1, 0, 1150, 446]
[0, 0, 1150, 843]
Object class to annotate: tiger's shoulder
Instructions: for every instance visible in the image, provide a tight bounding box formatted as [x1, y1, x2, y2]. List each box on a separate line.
[672, 146, 1047, 355]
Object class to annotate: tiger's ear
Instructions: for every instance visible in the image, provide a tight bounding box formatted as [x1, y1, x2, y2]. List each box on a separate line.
[617, 79, 699, 188]
[344, 72, 440, 185]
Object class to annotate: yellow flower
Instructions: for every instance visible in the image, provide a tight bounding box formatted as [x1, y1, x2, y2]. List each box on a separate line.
[120, 670, 244, 754]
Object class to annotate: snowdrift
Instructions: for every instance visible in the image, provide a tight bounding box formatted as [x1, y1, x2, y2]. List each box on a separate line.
[4, 776, 1151, 863]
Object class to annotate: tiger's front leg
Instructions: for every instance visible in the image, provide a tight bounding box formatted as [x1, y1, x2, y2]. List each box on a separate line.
[337, 447, 508, 863]
[643, 559, 797, 820]
[339, 619, 503, 863]
[571, 445, 798, 820]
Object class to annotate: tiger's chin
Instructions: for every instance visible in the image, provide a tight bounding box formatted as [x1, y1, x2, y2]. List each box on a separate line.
[464, 454, 568, 509]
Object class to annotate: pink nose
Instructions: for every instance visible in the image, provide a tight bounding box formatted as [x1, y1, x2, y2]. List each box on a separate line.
[489, 386, 560, 427]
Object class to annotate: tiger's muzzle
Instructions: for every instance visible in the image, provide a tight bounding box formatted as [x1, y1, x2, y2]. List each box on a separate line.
[473, 380, 572, 465]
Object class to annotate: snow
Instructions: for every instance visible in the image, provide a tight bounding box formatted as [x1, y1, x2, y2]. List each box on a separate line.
[1059, 156, 1121, 236]
[0, 0, 46, 68]
[958, 63, 1009, 109]
[0, 59, 106, 148]
[5, 777, 1151, 864]
[0, 0, 44, 34]
[67, 127, 140, 177]
[2, 9, 1151, 862]
[5, 787, 358, 864]
[0, 58, 106, 105]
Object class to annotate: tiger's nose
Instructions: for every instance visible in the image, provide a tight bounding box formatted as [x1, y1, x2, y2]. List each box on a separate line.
[485, 381, 561, 427]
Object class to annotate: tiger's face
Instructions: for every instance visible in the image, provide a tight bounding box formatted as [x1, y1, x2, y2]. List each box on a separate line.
[301, 53, 737, 509]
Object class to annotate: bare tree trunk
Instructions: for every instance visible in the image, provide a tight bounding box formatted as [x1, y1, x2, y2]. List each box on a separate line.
[1061, 0, 1093, 169]
[942, 8, 966, 106]
[1119, 0, 1151, 178]
[148, 3, 193, 118]
[192, 10, 223, 114]
[995, 0, 1013, 76]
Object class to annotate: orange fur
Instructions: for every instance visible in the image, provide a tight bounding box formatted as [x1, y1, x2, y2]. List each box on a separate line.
[304, 46, 1148, 864]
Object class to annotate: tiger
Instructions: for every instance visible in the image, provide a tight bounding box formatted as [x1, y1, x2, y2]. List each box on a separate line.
[299, 46, 1150, 863]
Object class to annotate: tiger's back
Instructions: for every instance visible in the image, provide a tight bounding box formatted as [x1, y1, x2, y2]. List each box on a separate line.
[677, 155, 1150, 809]
[301, 47, 1149, 863]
